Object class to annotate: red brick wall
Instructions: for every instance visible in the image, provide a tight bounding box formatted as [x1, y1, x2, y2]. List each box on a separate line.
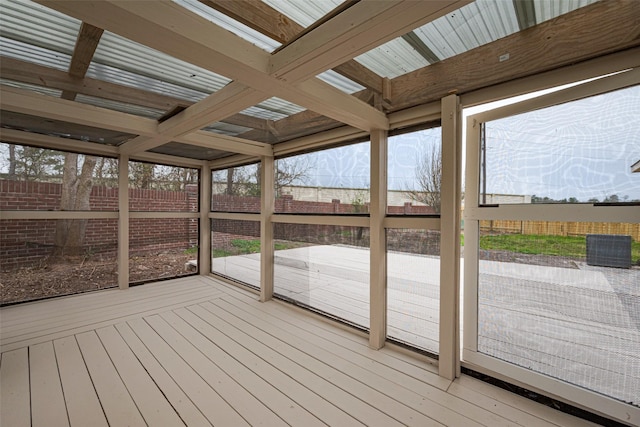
[1, 181, 199, 270]
[2, 181, 434, 270]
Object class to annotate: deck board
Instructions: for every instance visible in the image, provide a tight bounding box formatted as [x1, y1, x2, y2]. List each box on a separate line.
[29, 341, 69, 427]
[0, 276, 599, 427]
[75, 330, 147, 427]
[0, 348, 30, 427]
[53, 336, 108, 427]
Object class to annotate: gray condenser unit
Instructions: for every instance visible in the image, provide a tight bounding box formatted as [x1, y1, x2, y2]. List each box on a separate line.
[586, 234, 632, 269]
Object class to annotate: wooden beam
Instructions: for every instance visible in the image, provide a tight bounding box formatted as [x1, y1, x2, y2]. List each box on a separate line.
[439, 94, 462, 380]
[199, 0, 298, 44]
[180, 131, 272, 157]
[269, 0, 469, 81]
[390, 0, 640, 111]
[1, 85, 158, 136]
[513, 0, 537, 31]
[1, 85, 272, 158]
[0, 58, 270, 131]
[0, 127, 204, 168]
[0, 128, 118, 157]
[332, 61, 384, 93]
[117, 154, 129, 289]
[260, 155, 275, 302]
[369, 128, 388, 350]
[61, 22, 104, 100]
[402, 32, 440, 64]
[38, 0, 387, 131]
[238, 89, 375, 143]
[119, 82, 269, 154]
[200, 0, 385, 93]
[68, 22, 104, 78]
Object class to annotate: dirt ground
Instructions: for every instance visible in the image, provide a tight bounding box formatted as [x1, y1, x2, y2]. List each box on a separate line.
[0, 251, 193, 306]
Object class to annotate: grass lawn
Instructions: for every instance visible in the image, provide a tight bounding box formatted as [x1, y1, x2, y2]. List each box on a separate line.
[478, 233, 640, 264]
[213, 239, 293, 258]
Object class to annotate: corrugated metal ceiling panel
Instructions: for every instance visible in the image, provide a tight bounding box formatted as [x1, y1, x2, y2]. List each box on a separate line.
[241, 98, 305, 121]
[414, 0, 519, 61]
[317, 70, 365, 94]
[0, 0, 80, 55]
[354, 38, 430, 79]
[535, 0, 599, 23]
[0, 37, 70, 71]
[93, 31, 231, 95]
[261, 0, 342, 27]
[85, 62, 208, 103]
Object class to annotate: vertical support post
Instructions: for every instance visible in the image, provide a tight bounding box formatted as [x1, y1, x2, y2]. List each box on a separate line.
[199, 162, 211, 275]
[369, 128, 388, 349]
[117, 155, 129, 289]
[463, 116, 482, 355]
[260, 155, 275, 302]
[439, 94, 462, 379]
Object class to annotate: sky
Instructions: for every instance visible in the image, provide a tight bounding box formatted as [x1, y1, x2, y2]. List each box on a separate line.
[290, 78, 640, 202]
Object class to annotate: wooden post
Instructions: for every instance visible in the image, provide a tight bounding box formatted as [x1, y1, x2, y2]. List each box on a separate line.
[260, 156, 275, 302]
[439, 94, 461, 379]
[369, 128, 388, 349]
[117, 155, 129, 289]
[199, 163, 211, 275]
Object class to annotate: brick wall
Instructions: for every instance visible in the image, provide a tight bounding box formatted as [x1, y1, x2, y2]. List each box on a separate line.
[1, 180, 199, 270]
[2, 181, 433, 270]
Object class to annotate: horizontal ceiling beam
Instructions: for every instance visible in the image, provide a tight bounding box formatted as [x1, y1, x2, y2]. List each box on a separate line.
[200, 0, 385, 94]
[1, 85, 158, 136]
[38, 0, 387, 131]
[1, 85, 273, 158]
[119, 82, 269, 154]
[0, 127, 204, 168]
[0, 57, 270, 131]
[390, 0, 640, 111]
[269, 0, 469, 82]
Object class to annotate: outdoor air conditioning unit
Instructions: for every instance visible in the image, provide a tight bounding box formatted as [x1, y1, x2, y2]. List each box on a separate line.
[586, 234, 632, 269]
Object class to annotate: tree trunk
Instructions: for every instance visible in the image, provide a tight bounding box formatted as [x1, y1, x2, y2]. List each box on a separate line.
[226, 168, 234, 195]
[54, 154, 97, 257]
[8, 144, 16, 179]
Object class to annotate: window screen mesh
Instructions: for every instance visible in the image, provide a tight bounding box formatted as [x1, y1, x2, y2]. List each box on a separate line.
[477, 222, 639, 406]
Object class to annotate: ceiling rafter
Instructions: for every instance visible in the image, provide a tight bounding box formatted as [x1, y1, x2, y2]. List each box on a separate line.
[237, 89, 375, 143]
[0, 57, 270, 131]
[513, 0, 537, 31]
[1, 85, 272, 157]
[61, 22, 104, 101]
[199, 0, 385, 93]
[269, 0, 470, 82]
[401, 32, 440, 64]
[118, 82, 269, 155]
[37, 0, 388, 132]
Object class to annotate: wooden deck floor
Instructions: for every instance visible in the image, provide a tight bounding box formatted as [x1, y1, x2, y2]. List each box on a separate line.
[0, 276, 597, 426]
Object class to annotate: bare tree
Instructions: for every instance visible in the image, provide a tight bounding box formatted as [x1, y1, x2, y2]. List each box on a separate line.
[274, 156, 313, 198]
[405, 144, 441, 213]
[7, 144, 17, 179]
[129, 162, 155, 189]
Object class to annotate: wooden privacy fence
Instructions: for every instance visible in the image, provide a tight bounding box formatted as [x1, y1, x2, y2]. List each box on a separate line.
[479, 220, 640, 241]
